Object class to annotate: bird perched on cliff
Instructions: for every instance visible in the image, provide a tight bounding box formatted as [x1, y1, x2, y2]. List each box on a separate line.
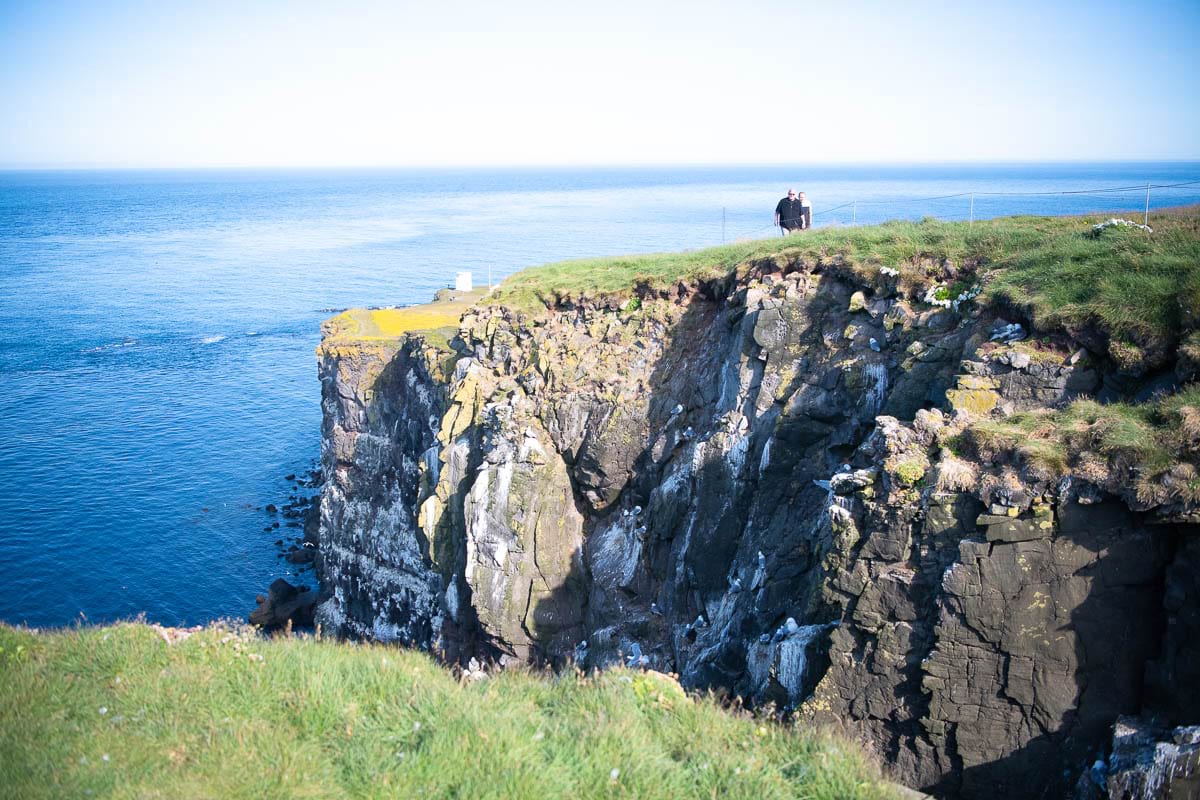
[670, 403, 684, 416]
[650, 602, 664, 616]
[625, 642, 650, 668]
[751, 550, 768, 590]
[635, 525, 648, 540]
[869, 337, 881, 352]
[692, 615, 708, 630]
[772, 617, 800, 643]
[574, 640, 588, 664]
[728, 576, 742, 592]
[990, 322, 1025, 342]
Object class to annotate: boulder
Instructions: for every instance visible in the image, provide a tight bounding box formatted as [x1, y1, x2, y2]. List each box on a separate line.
[249, 579, 316, 629]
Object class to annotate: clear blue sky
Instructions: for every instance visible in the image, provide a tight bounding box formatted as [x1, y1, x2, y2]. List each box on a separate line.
[1, 0, 1198, 167]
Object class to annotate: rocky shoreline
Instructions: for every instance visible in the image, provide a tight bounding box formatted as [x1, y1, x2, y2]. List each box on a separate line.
[248, 466, 323, 630]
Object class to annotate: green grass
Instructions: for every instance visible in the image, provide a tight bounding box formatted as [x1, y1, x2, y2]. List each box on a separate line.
[955, 384, 1200, 505]
[0, 622, 901, 800]
[491, 208, 1200, 354]
[491, 239, 783, 311]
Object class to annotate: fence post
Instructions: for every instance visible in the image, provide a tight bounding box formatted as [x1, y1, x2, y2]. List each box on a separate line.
[969, 193, 975, 225]
[1144, 183, 1151, 227]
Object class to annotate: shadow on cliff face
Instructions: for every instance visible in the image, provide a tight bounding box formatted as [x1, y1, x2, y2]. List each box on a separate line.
[946, 501, 1181, 799]
[316, 339, 456, 648]
[527, 261, 898, 689]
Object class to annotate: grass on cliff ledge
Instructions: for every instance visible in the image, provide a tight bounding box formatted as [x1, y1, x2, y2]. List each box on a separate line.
[493, 207, 1200, 349]
[954, 383, 1200, 505]
[0, 622, 901, 800]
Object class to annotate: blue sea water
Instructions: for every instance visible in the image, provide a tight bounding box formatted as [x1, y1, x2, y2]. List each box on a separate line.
[2, 163, 1199, 628]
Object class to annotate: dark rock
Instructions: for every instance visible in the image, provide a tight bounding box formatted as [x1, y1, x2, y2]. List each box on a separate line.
[286, 549, 316, 565]
[249, 578, 317, 629]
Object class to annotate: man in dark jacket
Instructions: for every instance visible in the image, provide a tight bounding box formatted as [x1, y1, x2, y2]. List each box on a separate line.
[774, 189, 803, 234]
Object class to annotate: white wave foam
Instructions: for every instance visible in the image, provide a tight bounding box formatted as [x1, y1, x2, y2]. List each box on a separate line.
[84, 338, 136, 353]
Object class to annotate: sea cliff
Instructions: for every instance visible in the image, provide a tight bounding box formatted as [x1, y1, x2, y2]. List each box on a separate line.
[313, 212, 1200, 798]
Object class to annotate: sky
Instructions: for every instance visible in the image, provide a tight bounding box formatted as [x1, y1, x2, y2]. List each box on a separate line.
[1, 0, 1198, 168]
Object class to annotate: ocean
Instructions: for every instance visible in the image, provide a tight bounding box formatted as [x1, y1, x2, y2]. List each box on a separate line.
[2, 163, 1198, 628]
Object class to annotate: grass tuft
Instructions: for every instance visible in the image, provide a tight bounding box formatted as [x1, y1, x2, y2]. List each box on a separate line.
[954, 385, 1200, 506]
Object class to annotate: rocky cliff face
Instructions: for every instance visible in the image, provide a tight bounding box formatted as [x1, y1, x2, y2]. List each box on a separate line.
[315, 258, 1198, 798]
[315, 334, 450, 644]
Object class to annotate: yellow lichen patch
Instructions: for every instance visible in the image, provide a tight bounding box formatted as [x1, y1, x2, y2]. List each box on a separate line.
[367, 307, 461, 337]
[946, 388, 1000, 416]
[322, 288, 488, 346]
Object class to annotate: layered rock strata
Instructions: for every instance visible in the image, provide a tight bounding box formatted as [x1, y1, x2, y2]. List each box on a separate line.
[315, 260, 1198, 798]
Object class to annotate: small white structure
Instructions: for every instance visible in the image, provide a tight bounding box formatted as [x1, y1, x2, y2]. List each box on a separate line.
[455, 271, 473, 292]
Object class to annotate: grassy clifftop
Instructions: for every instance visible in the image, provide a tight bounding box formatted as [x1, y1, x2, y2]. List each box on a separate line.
[493, 207, 1200, 357]
[0, 623, 902, 800]
[324, 209, 1198, 370]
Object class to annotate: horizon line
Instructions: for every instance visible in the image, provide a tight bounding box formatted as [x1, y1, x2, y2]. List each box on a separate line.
[3, 157, 1200, 173]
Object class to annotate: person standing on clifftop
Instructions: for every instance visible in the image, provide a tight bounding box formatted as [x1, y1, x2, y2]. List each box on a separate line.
[774, 189, 804, 235]
[798, 191, 813, 230]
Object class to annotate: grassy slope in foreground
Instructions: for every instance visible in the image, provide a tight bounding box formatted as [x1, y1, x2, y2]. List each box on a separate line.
[0, 623, 902, 800]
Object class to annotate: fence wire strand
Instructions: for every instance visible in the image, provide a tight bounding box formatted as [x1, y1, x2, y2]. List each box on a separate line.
[720, 178, 1200, 240]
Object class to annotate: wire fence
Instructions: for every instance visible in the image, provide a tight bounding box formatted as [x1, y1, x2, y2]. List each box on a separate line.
[719, 178, 1200, 242]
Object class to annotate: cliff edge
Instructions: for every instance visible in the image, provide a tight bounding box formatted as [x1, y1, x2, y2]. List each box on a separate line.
[314, 212, 1200, 798]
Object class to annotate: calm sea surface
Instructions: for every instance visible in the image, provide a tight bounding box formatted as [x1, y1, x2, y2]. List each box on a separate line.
[2, 163, 1199, 628]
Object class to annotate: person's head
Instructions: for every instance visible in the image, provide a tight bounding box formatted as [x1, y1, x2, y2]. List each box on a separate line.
[786, 189, 796, 199]
[798, 192, 807, 201]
